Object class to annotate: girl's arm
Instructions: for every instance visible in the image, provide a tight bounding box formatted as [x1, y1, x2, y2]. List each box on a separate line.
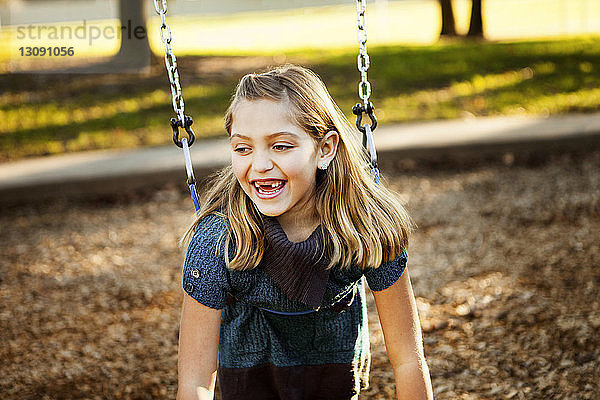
[177, 293, 222, 400]
[372, 268, 434, 400]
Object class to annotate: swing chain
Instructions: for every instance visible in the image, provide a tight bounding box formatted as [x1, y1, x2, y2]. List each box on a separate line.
[154, 0, 200, 213]
[154, 0, 195, 148]
[354, 0, 377, 134]
[355, 0, 379, 183]
[356, 0, 371, 106]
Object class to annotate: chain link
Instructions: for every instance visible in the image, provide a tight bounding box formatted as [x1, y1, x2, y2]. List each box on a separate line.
[356, 0, 371, 106]
[153, 0, 167, 14]
[154, 0, 185, 125]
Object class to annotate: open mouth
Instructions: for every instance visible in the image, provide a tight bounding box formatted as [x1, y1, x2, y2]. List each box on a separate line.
[252, 180, 286, 199]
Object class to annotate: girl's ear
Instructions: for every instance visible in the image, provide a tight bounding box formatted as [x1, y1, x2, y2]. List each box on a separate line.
[318, 130, 339, 169]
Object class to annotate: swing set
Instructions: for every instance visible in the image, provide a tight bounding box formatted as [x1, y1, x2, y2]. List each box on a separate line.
[152, 0, 380, 215]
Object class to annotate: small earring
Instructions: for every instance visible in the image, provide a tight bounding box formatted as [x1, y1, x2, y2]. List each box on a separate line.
[318, 163, 328, 170]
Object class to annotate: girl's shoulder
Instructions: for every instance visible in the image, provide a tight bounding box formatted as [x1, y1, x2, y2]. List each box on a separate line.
[185, 213, 230, 269]
[183, 213, 231, 309]
[189, 213, 229, 246]
[196, 212, 229, 231]
[362, 248, 408, 292]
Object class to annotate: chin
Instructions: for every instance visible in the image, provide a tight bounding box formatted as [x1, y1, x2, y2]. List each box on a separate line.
[246, 193, 286, 218]
[254, 204, 285, 217]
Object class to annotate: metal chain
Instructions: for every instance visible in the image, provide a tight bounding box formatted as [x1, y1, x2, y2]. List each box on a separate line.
[154, 0, 185, 126]
[356, 0, 371, 107]
[355, 0, 379, 184]
[154, 0, 200, 213]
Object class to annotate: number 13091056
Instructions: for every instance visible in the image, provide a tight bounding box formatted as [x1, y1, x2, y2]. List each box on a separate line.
[19, 47, 75, 56]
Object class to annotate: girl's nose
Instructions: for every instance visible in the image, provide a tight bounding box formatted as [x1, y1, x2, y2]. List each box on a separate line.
[252, 151, 274, 172]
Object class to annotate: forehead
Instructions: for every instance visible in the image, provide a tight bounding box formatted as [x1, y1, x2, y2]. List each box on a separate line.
[230, 99, 309, 140]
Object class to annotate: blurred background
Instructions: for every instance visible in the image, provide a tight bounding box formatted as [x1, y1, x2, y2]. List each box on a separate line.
[1, 0, 600, 159]
[1, 1, 599, 399]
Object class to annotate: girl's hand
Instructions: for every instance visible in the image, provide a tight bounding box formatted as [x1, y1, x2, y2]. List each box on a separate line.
[177, 294, 222, 400]
[372, 269, 434, 400]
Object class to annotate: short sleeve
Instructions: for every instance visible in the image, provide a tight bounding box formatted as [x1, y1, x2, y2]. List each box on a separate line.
[363, 249, 408, 292]
[182, 214, 230, 309]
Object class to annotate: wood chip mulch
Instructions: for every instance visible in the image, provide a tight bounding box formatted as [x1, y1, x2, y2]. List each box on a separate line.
[1, 151, 598, 399]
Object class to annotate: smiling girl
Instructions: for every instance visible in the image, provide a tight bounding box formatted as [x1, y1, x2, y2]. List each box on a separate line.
[177, 65, 433, 400]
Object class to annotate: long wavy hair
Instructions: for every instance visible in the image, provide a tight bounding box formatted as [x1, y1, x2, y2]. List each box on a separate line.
[180, 64, 414, 271]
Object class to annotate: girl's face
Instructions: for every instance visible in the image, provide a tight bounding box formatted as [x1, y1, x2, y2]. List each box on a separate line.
[230, 99, 336, 223]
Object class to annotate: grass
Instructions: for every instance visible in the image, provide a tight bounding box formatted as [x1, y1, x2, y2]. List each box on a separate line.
[1, 35, 600, 161]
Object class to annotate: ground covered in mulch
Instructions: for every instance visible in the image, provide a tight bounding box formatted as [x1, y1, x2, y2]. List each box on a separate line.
[1, 150, 598, 399]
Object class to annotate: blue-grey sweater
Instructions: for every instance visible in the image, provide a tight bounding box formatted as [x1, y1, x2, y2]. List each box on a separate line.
[182, 213, 407, 386]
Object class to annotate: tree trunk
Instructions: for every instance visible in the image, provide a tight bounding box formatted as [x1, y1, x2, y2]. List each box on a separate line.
[439, 0, 458, 36]
[467, 0, 484, 38]
[113, 0, 151, 70]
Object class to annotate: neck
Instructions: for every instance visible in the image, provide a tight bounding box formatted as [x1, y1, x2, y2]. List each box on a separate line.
[276, 203, 319, 243]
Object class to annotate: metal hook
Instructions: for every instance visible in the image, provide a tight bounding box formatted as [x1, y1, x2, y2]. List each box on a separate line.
[171, 115, 196, 148]
[352, 102, 378, 134]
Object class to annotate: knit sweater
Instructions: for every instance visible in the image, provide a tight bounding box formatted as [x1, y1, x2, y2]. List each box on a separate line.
[182, 213, 407, 386]
[260, 216, 330, 310]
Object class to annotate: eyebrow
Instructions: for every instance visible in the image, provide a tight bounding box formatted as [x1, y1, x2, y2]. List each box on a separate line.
[230, 131, 301, 140]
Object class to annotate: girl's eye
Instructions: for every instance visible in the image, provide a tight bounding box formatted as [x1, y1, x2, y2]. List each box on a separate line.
[233, 146, 250, 153]
[273, 144, 293, 151]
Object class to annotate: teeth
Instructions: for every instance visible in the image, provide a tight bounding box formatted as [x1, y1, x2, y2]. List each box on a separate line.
[254, 181, 283, 188]
[253, 180, 284, 194]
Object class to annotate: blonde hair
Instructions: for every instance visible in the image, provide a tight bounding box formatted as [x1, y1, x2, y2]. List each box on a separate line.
[181, 64, 413, 270]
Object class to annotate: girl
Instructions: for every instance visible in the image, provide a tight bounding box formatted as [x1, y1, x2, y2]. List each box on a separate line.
[177, 65, 433, 400]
